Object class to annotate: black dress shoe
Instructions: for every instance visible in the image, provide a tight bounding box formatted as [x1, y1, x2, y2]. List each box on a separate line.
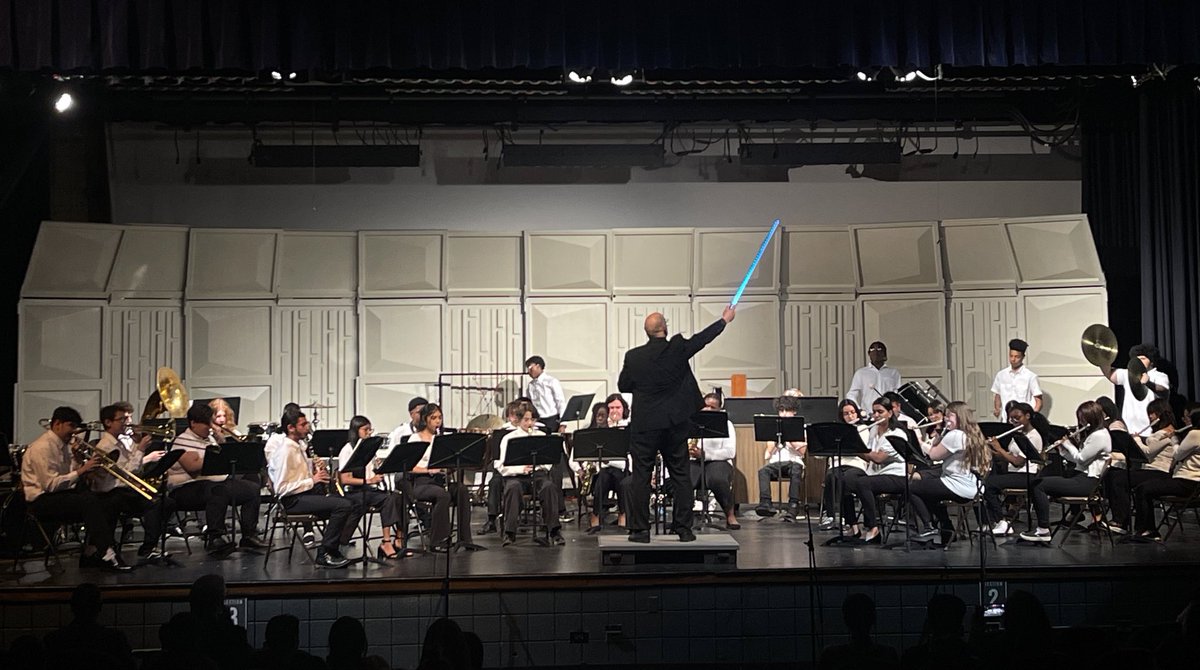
[239, 535, 269, 550]
[479, 519, 498, 535]
[502, 533, 517, 547]
[628, 530, 651, 543]
[315, 549, 351, 568]
[551, 531, 566, 546]
[675, 527, 697, 542]
[205, 535, 236, 556]
[585, 525, 603, 535]
[80, 552, 133, 572]
[457, 542, 487, 551]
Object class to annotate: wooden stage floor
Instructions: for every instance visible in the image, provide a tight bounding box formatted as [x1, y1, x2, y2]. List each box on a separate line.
[4, 512, 1198, 601]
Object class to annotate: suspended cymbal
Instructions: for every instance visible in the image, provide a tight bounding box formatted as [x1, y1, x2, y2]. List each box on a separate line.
[1127, 357, 1149, 402]
[1081, 324, 1119, 368]
[156, 367, 190, 418]
[299, 402, 337, 409]
[465, 414, 504, 432]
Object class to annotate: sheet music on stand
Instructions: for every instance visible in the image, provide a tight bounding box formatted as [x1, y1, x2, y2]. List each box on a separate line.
[688, 410, 730, 440]
[560, 394, 595, 424]
[570, 428, 630, 465]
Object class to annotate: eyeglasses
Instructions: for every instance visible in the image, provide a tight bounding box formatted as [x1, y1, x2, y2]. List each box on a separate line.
[868, 347, 885, 353]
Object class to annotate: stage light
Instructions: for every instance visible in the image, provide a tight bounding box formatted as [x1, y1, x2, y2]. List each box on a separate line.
[270, 70, 283, 81]
[610, 73, 635, 86]
[856, 71, 871, 81]
[53, 92, 74, 113]
[567, 70, 593, 84]
[900, 70, 918, 82]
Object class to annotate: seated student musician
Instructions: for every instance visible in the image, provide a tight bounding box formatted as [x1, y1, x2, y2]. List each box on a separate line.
[606, 393, 631, 428]
[982, 402, 1043, 536]
[578, 401, 631, 533]
[336, 415, 410, 559]
[405, 403, 483, 551]
[755, 394, 807, 519]
[90, 402, 173, 559]
[908, 401, 991, 544]
[497, 401, 564, 546]
[818, 399, 872, 530]
[266, 407, 360, 568]
[22, 406, 130, 571]
[166, 404, 266, 555]
[1132, 407, 1200, 541]
[479, 400, 521, 535]
[1018, 400, 1112, 543]
[688, 392, 741, 530]
[850, 398, 933, 543]
[1104, 399, 1179, 534]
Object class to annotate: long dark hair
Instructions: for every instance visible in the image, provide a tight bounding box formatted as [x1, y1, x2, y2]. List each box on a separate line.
[838, 399, 862, 424]
[587, 402, 608, 429]
[1075, 400, 1106, 443]
[347, 415, 370, 445]
[415, 403, 442, 433]
[871, 398, 899, 431]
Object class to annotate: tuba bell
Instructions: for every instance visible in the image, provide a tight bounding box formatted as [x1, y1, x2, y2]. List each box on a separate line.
[141, 367, 190, 424]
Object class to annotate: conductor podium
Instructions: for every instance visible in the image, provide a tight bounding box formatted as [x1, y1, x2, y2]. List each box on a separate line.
[597, 533, 738, 567]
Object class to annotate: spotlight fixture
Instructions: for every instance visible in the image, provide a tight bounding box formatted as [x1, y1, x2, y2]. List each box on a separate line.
[856, 71, 873, 82]
[567, 69, 594, 84]
[269, 70, 298, 82]
[610, 73, 635, 86]
[53, 92, 74, 113]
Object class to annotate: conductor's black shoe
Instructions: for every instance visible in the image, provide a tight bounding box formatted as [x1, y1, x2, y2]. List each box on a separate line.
[675, 527, 697, 542]
[315, 549, 351, 568]
[628, 530, 651, 543]
[755, 503, 776, 517]
[479, 519, 498, 535]
[502, 533, 517, 547]
[205, 535, 236, 556]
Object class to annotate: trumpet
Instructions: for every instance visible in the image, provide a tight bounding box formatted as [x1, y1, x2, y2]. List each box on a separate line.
[70, 437, 159, 501]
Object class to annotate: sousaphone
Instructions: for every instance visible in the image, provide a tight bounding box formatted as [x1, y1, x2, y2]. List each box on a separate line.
[141, 367, 190, 423]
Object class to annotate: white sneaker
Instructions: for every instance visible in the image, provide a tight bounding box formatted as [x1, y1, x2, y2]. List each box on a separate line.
[991, 520, 1012, 536]
[1019, 527, 1052, 542]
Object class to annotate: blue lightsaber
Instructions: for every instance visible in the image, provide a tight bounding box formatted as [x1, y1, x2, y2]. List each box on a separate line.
[730, 219, 781, 307]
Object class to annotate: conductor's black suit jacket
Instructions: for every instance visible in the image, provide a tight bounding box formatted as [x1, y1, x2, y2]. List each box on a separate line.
[617, 319, 727, 432]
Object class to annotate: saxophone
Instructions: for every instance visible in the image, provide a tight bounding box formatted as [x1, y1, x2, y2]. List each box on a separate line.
[578, 462, 598, 497]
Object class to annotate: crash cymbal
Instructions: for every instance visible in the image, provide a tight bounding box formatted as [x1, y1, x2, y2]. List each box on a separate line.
[1081, 324, 1119, 368]
[1127, 357, 1149, 401]
[465, 414, 504, 432]
[299, 402, 337, 409]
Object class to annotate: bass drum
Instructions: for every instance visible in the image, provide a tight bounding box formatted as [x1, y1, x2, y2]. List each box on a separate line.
[896, 382, 936, 422]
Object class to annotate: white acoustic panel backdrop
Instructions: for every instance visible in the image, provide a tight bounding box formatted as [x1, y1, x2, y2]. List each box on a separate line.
[612, 229, 693, 295]
[186, 303, 273, 380]
[693, 298, 780, 391]
[948, 296, 1020, 417]
[106, 304, 184, 409]
[188, 385, 274, 427]
[22, 222, 123, 298]
[107, 226, 189, 299]
[358, 381, 442, 438]
[358, 232, 444, 297]
[612, 299, 694, 374]
[276, 304, 358, 428]
[853, 222, 943, 292]
[186, 229, 278, 299]
[445, 301, 526, 427]
[861, 294, 947, 380]
[1036, 376, 1112, 425]
[275, 232, 357, 298]
[16, 388, 103, 443]
[446, 233, 522, 297]
[525, 300, 610, 376]
[784, 228, 856, 294]
[782, 300, 860, 396]
[19, 302, 105, 382]
[694, 228, 779, 296]
[1005, 215, 1104, 288]
[525, 232, 609, 295]
[1021, 289, 1109, 376]
[941, 220, 1019, 290]
[359, 301, 445, 376]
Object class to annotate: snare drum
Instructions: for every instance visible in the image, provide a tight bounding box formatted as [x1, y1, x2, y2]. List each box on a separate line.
[897, 382, 936, 422]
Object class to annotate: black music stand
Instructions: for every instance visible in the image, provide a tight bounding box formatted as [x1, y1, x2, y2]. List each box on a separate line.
[881, 435, 934, 552]
[795, 397, 840, 424]
[571, 428, 631, 532]
[308, 430, 345, 494]
[753, 414, 807, 521]
[502, 434, 566, 546]
[980, 423, 1044, 531]
[377, 440, 434, 556]
[339, 435, 387, 567]
[429, 432, 488, 552]
[1110, 430, 1149, 541]
[140, 449, 184, 566]
[807, 422, 871, 546]
[200, 440, 266, 549]
[686, 411, 730, 530]
[561, 394, 596, 425]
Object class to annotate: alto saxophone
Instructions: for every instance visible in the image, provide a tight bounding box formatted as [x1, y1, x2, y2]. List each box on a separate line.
[578, 461, 598, 497]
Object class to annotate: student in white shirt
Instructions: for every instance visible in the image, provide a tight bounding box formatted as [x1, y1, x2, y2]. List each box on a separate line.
[982, 402, 1044, 536]
[1099, 343, 1171, 435]
[818, 400, 872, 530]
[497, 401, 563, 546]
[388, 396, 428, 446]
[1133, 407, 1200, 540]
[845, 341, 902, 409]
[337, 415, 409, 559]
[90, 402, 173, 558]
[1019, 401, 1112, 542]
[404, 403, 482, 551]
[480, 401, 521, 535]
[907, 401, 992, 544]
[266, 408, 360, 567]
[525, 356, 566, 433]
[1104, 399, 1178, 534]
[605, 393, 631, 428]
[755, 395, 807, 518]
[991, 338, 1043, 417]
[579, 402, 630, 532]
[850, 399, 926, 542]
[688, 393, 740, 530]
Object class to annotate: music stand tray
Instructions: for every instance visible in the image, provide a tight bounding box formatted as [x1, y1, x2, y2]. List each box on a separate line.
[428, 433, 489, 471]
[795, 397, 840, 425]
[142, 449, 184, 482]
[753, 415, 806, 443]
[308, 430, 346, 459]
[806, 423, 870, 458]
[561, 394, 596, 423]
[200, 441, 267, 477]
[571, 428, 630, 463]
[886, 435, 931, 469]
[688, 411, 730, 440]
[503, 435, 567, 470]
[1110, 430, 1149, 468]
[341, 436, 386, 475]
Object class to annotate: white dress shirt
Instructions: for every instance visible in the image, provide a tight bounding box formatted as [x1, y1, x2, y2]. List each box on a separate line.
[865, 427, 908, 477]
[389, 421, 416, 447]
[1059, 429, 1112, 478]
[696, 420, 738, 464]
[497, 428, 550, 477]
[1115, 368, 1170, 435]
[21, 430, 80, 502]
[990, 365, 1042, 410]
[1006, 427, 1043, 474]
[763, 437, 806, 466]
[337, 441, 381, 486]
[526, 373, 566, 418]
[90, 431, 142, 493]
[267, 436, 316, 497]
[845, 364, 901, 408]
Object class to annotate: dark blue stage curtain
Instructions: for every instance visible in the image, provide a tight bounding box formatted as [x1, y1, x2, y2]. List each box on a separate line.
[1084, 81, 1200, 400]
[1, 0, 1198, 73]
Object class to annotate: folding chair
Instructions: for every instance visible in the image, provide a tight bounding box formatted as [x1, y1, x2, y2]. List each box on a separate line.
[1051, 458, 1114, 547]
[1157, 485, 1200, 542]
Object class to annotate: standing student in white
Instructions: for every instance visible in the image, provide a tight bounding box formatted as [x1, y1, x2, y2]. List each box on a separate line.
[525, 356, 566, 433]
[1098, 343, 1170, 435]
[991, 339, 1043, 417]
[907, 401, 992, 543]
[845, 341, 902, 409]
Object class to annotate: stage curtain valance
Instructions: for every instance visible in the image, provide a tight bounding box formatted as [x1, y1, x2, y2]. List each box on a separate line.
[2, 0, 1198, 74]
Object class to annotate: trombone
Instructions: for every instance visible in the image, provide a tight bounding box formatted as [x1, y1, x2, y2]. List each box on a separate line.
[70, 437, 160, 501]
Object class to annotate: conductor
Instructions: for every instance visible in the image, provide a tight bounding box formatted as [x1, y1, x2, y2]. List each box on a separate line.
[619, 305, 737, 542]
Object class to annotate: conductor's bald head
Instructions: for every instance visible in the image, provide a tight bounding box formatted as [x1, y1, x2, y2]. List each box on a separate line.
[644, 312, 668, 339]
